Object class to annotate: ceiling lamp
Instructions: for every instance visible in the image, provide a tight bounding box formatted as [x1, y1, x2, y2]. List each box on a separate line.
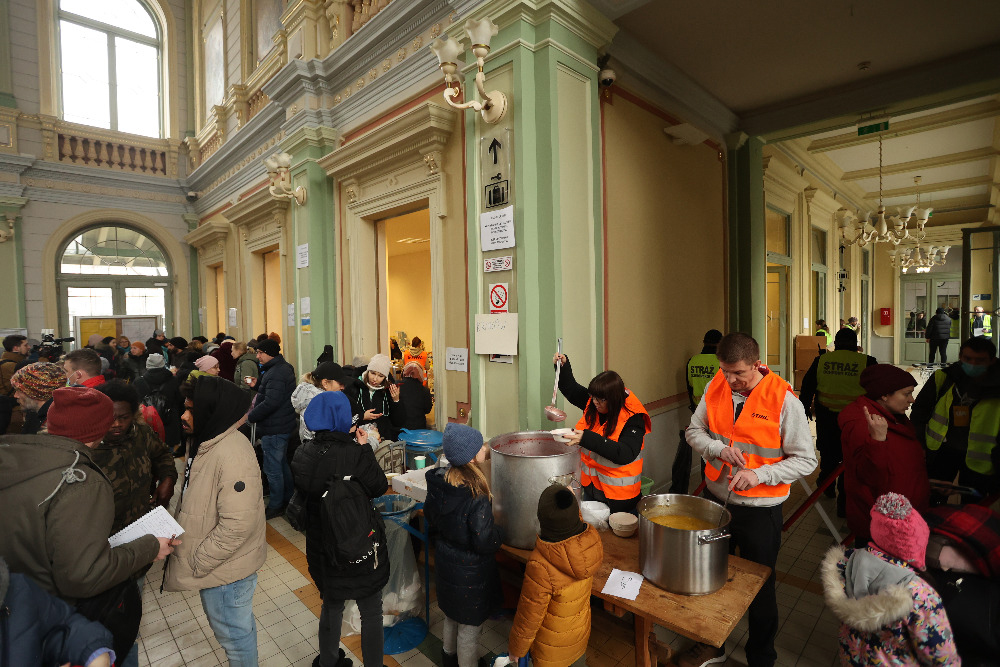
[889, 243, 950, 274]
[837, 137, 933, 247]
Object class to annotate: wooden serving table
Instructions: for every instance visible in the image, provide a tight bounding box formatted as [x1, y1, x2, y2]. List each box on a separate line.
[501, 530, 770, 667]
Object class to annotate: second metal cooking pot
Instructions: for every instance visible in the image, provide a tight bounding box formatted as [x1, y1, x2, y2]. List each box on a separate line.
[490, 431, 580, 549]
[638, 494, 731, 595]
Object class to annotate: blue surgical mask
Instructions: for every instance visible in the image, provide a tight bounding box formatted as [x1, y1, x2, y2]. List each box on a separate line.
[962, 362, 987, 378]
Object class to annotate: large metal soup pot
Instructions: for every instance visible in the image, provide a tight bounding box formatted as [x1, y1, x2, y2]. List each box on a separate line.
[490, 431, 580, 549]
[639, 494, 731, 595]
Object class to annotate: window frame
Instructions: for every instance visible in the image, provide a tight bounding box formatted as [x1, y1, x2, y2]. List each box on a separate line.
[56, 0, 165, 138]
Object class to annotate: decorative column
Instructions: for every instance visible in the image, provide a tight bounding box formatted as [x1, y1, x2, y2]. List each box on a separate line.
[281, 0, 332, 61]
[726, 133, 767, 341]
[0, 0, 16, 108]
[0, 196, 28, 326]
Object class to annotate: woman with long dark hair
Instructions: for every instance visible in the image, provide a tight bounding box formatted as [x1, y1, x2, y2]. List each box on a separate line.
[554, 353, 651, 513]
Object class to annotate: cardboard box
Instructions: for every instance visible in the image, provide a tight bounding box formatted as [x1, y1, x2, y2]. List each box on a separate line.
[794, 336, 827, 370]
[793, 370, 807, 392]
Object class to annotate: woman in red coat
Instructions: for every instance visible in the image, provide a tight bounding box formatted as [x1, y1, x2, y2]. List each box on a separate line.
[839, 364, 930, 543]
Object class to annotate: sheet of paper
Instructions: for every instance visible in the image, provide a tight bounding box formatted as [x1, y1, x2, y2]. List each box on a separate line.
[474, 313, 518, 355]
[479, 206, 515, 251]
[296, 243, 309, 268]
[108, 505, 184, 548]
[300, 296, 311, 315]
[601, 568, 643, 601]
[287, 303, 295, 326]
[228, 308, 237, 327]
[445, 347, 468, 372]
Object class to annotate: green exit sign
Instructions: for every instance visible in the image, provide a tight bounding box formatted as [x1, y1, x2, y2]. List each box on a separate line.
[858, 121, 889, 136]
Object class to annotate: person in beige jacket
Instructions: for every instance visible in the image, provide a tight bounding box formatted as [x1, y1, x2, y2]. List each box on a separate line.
[164, 375, 266, 667]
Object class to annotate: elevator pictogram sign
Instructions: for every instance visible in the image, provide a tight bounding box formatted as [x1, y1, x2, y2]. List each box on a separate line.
[489, 282, 509, 313]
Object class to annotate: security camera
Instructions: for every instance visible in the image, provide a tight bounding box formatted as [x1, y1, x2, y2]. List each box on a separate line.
[186, 191, 199, 202]
[599, 68, 616, 87]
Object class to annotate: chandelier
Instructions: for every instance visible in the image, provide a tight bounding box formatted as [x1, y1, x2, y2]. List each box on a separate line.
[889, 243, 950, 273]
[837, 136, 933, 246]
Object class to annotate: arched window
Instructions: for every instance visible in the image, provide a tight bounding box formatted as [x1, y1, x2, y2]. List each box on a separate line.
[58, 0, 163, 138]
[58, 225, 173, 341]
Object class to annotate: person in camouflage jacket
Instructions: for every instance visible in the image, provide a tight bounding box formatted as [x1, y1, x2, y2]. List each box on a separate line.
[93, 380, 177, 534]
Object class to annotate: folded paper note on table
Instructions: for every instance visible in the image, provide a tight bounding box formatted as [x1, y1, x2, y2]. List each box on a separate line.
[108, 505, 185, 548]
[601, 568, 643, 601]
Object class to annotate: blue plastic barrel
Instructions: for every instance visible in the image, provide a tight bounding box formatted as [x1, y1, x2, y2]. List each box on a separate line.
[398, 428, 443, 468]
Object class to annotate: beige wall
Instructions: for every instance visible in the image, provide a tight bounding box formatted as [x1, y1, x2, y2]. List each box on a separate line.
[387, 250, 433, 353]
[602, 91, 726, 406]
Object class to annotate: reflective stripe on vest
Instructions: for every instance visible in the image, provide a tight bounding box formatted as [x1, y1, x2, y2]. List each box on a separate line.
[687, 354, 720, 405]
[925, 370, 999, 475]
[575, 389, 650, 499]
[950, 317, 960, 338]
[703, 370, 792, 498]
[815, 350, 866, 412]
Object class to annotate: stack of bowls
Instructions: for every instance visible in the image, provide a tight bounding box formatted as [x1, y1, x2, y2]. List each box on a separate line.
[609, 512, 638, 537]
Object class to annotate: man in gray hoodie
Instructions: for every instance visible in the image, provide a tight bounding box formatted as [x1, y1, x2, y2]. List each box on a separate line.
[683, 333, 817, 667]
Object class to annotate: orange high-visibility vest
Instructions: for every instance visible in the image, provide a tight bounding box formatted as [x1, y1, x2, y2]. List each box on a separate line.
[404, 350, 427, 369]
[575, 389, 651, 499]
[703, 369, 791, 499]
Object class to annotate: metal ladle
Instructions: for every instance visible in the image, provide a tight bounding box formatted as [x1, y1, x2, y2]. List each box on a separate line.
[544, 338, 567, 422]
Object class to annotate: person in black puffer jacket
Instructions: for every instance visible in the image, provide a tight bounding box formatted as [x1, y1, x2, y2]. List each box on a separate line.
[247, 339, 298, 518]
[0, 557, 116, 667]
[347, 354, 405, 442]
[425, 423, 502, 667]
[926, 307, 956, 364]
[292, 391, 389, 667]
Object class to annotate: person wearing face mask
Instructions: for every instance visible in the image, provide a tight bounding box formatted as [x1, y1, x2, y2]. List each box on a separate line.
[840, 364, 928, 545]
[347, 353, 405, 442]
[911, 336, 1000, 499]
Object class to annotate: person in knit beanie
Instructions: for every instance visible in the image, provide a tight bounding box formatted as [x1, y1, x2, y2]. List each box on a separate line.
[350, 352, 404, 441]
[424, 422, 502, 667]
[10, 362, 67, 435]
[508, 485, 603, 667]
[839, 365, 928, 542]
[194, 355, 220, 375]
[822, 492, 959, 666]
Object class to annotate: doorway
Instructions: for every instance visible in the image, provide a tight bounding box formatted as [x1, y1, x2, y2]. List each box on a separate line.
[900, 273, 961, 364]
[379, 209, 434, 423]
[57, 225, 173, 343]
[766, 265, 788, 378]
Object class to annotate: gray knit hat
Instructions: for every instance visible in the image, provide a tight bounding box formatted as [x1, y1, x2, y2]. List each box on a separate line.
[443, 423, 484, 466]
[146, 353, 165, 369]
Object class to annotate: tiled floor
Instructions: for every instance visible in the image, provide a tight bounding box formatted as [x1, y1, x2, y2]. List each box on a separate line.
[135, 459, 858, 667]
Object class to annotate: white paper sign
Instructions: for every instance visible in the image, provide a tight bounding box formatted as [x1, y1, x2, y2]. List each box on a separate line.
[228, 308, 237, 327]
[484, 256, 513, 273]
[445, 347, 468, 372]
[300, 296, 310, 315]
[296, 243, 309, 268]
[108, 505, 184, 548]
[474, 313, 518, 356]
[479, 206, 515, 251]
[287, 303, 295, 326]
[601, 568, 644, 601]
[489, 283, 509, 313]
[198, 307, 205, 324]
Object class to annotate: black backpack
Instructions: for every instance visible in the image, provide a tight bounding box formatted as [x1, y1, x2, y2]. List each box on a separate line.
[320, 447, 385, 569]
[140, 379, 172, 425]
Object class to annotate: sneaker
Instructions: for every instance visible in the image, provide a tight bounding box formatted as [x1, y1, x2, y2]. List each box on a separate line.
[677, 642, 726, 667]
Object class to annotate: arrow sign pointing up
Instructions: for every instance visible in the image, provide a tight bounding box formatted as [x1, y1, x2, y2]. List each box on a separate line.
[488, 138, 502, 164]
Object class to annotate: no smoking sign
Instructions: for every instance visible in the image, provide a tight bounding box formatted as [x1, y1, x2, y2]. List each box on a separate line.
[489, 283, 509, 313]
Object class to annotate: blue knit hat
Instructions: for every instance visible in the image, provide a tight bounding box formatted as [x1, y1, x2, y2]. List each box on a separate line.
[304, 391, 354, 434]
[443, 423, 484, 466]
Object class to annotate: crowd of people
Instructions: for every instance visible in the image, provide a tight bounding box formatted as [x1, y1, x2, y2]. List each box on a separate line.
[3, 317, 1000, 667]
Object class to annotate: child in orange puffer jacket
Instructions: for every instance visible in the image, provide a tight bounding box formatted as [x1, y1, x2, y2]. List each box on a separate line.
[507, 484, 604, 667]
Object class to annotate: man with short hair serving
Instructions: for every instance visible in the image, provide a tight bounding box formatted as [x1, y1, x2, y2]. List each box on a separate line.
[682, 333, 816, 667]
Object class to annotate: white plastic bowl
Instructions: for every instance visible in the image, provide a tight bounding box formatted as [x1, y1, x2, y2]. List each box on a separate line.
[609, 511, 638, 538]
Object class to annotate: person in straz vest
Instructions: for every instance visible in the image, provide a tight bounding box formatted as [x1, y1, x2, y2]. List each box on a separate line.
[971, 306, 993, 337]
[845, 316, 860, 333]
[684, 333, 816, 667]
[815, 320, 833, 350]
[554, 353, 651, 514]
[911, 336, 1000, 500]
[687, 329, 723, 412]
[798, 328, 877, 516]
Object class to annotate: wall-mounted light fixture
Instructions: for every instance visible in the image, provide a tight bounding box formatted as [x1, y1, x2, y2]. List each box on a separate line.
[263, 152, 307, 206]
[429, 18, 508, 124]
[0, 214, 14, 243]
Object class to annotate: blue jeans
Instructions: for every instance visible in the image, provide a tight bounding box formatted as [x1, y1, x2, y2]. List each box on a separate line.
[199, 573, 258, 667]
[260, 432, 293, 510]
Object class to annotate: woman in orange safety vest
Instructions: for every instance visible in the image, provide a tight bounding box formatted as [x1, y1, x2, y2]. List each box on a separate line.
[554, 353, 651, 513]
